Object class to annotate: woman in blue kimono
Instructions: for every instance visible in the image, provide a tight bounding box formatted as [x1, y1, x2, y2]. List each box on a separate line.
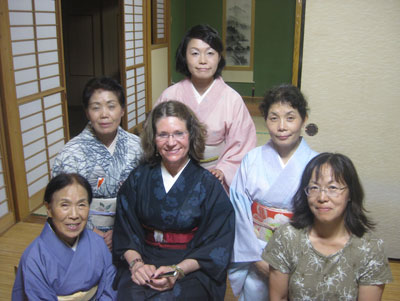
[12, 173, 116, 300]
[52, 77, 142, 251]
[228, 84, 318, 300]
[112, 101, 235, 300]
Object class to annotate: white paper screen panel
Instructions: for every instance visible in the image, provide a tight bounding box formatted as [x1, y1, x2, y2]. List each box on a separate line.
[8, 0, 62, 99]
[123, 0, 147, 131]
[18, 92, 65, 198]
[156, 0, 165, 39]
[124, 0, 144, 67]
[0, 141, 10, 218]
[126, 69, 137, 127]
[34, 0, 56, 11]
[7, 0, 32, 10]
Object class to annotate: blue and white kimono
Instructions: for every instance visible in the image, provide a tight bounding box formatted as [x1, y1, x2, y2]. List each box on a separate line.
[228, 138, 318, 300]
[52, 123, 142, 231]
[12, 222, 117, 300]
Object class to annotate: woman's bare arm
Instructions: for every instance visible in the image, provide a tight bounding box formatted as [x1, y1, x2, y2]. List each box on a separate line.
[269, 267, 289, 301]
[358, 284, 385, 301]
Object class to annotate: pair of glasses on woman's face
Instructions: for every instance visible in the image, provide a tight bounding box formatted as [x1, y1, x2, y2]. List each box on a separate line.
[304, 185, 347, 198]
[156, 131, 188, 141]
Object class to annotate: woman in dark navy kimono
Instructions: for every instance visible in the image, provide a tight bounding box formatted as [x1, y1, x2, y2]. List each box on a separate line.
[112, 101, 235, 300]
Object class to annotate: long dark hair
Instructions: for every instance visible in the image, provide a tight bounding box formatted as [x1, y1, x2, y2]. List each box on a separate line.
[291, 152, 375, 237]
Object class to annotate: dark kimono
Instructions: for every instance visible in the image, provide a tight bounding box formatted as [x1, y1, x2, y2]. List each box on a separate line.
[112, 160, 235, 300]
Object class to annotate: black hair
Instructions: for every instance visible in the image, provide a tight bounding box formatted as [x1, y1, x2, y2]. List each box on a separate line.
[82, 76, 125, 109]
[175, 24, 226, 78]
[45, 173, 93, 205]
[259, 84, 308, 121]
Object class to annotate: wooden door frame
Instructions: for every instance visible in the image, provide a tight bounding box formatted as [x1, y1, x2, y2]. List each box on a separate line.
[292, 0, 305, 88]
[0, 0, 68, 222]
[0, 0, 29, 221]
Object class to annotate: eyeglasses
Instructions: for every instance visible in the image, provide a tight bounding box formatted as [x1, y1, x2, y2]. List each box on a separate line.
[304, 185, 347, 198]
[156, 131, 188, 141]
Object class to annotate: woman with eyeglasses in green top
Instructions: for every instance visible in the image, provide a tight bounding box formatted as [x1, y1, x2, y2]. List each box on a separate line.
[263, 152, 392, 300]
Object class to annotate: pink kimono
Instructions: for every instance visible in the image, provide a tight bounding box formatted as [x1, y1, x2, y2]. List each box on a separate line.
[156, 77, 256, 187]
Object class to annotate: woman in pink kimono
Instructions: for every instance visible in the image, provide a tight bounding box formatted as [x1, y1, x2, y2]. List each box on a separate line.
[156, 24, 256, 188]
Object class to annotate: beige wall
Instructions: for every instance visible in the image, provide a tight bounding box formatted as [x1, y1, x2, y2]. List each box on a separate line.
[302, 1, 400, 257]
[151, 47, 169, 106]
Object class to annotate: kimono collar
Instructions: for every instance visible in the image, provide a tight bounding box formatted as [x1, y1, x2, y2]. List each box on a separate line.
[85, 122, 121, 153]
[46, 219, 81, 250]
[191, 79, 216, 103]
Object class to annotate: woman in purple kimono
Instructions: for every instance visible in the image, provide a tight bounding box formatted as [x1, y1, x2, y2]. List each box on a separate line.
[12, 173, 116, 300]
[112, 101, 235, 300]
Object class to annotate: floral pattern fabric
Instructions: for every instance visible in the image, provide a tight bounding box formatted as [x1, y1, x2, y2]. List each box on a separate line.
[263, 224, 393, 300]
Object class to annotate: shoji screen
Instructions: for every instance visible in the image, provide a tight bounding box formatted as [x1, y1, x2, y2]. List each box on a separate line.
[152, 0, 167, 45]
[0, 97, 15, 232]
[3, 0, 66, 217]
[122, 0, 148, 131]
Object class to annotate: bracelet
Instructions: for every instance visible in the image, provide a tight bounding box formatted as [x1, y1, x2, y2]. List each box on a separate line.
[129, 258, 144, 270]
[170, 265, 185, 279]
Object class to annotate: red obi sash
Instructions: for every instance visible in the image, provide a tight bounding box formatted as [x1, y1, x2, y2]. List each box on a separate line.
[251, 202, 293, 242]
[143, 225, 197, 250]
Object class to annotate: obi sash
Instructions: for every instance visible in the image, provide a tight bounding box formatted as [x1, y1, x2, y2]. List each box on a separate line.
[57, 284, 98, 301]
[251, 202, 293, 242]
[200, 142, 225, 168]
[89, 197, 116, 230]
[143, 225, 197, 250]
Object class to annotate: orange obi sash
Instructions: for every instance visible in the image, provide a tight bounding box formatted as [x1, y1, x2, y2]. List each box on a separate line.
[143, 225, 197, 250]
[251, 202, 293, 242]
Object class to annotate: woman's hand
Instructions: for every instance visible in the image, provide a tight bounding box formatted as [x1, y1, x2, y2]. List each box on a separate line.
[103, 230, 113, 251]
[93, 228, 112, 251]
[130, 262, 157, 286]
[254, 260, 270, 279]
[148, 266, 179, 291]
[210, 168, 224, 184]
[93, 227, 104, 237]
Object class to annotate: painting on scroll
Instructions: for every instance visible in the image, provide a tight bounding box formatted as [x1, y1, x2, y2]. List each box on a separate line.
[223, 0, 254, 70]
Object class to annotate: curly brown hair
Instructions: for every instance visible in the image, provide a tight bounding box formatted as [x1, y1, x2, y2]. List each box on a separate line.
[141, 101, 207, 166]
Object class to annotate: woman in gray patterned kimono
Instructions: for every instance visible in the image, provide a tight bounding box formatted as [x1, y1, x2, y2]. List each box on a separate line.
[52, 77, 142, 251]
[263, 152, 392, 300]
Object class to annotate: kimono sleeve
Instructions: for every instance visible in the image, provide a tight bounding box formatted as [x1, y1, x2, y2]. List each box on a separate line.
[12, 248, 58, 300]
[358, 237, 393, 286]
[112, 170, 145, 264]
[229, 153, 263, 262]
[96, 237, 117, 300]
[215, 93, 256, 187]
[185, 175, 235, 283]
[51, 146, 80, 177]
[262, 224, 296, 274]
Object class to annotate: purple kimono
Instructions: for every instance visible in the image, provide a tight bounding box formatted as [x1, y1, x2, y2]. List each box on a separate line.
[12, 222, 116, 300]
